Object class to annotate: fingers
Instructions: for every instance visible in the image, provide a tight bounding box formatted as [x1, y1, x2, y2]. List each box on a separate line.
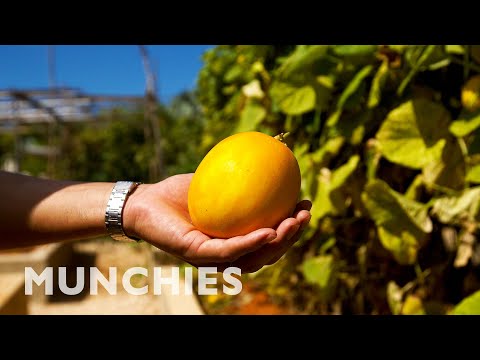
[184, 228, 277, 264]
[183, 199, 312, 273]
[265, 216, 310, 265]
[229, 209, 311, 273]
[293, 199, 313, 215]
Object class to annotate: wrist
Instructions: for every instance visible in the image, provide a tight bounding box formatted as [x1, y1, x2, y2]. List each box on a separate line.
[122, 183, 150, 240]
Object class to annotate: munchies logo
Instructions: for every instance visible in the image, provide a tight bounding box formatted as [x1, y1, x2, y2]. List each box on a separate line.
[24, 266, 242, 296]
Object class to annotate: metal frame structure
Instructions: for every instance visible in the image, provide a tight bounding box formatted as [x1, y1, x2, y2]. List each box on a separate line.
[0, 87, 144, 129]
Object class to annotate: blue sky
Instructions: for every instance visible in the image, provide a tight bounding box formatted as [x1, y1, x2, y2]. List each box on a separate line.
[0, 45, 214, 103]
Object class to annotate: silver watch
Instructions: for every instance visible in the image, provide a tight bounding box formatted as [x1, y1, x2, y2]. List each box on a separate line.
[105, 181, 142, 242]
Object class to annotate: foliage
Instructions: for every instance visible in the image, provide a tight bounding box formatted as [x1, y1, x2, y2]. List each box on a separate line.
[196, 45, 480, 314]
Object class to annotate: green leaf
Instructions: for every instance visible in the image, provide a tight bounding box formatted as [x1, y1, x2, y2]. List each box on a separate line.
[422, 137, 465, 191]
[319, 237, 336, 255]
[431, 187, 480, 225]
[362, 179, 432, 264]
[325, 109, 342, 128]
[405, 174, 424, 200]
[401, 295, 426, 315]
[368, 60, 389, 108]
[302, 255, 334, 287]
[445, 45, 465, 55]
[376, 99, 451, 169]
[377, 227, 420, 266]
[337, 65, 373, 110]
[277, 45, 329, 79]
[270, 81, 316, 115]
[312, 78, 333, 110]
[330, 155, 361, 191]
[466, 164, 480, 183]
[302, 255, 337, 301]
[449, 110, 480, 137]
[452, 290, 480, 315]
[311, 137, 345, 166]
[332, 45, 378, 57]
[294, 143, 316, 199]
[328, 110, 373, 145]
[236, 101, 266, 133]
[224, 64, 244, 83]
[311, 155, 360, 223]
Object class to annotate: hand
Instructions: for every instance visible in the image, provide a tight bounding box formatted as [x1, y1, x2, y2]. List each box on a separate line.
[124, 174, 311, 273]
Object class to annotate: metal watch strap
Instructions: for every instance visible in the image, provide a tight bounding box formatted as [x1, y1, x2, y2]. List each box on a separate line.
[105, 181, 142, 242]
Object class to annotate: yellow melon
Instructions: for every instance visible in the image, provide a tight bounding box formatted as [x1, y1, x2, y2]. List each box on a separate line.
[188, 131, 301, 238]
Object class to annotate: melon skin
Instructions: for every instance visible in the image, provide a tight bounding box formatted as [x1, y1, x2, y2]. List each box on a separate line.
[188, 131, 301, 238]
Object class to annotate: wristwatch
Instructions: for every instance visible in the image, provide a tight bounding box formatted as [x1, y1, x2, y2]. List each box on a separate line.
[105, 181, 142, 242]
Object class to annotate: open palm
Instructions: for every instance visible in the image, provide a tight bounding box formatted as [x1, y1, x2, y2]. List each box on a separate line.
[127, 173, 311, 273]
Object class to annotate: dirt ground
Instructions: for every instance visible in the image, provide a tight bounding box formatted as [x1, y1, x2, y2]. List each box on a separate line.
[28, 239, 183, 315]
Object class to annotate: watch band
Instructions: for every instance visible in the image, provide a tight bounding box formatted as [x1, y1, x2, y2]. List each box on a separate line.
[105, 181, 142, 242]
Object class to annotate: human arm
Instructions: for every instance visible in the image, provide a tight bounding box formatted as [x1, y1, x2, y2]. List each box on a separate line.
[0, 171, 311, 273]
[1, 170, 114, 248]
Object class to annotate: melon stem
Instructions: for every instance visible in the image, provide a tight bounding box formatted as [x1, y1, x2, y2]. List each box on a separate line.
[274, 132, 290, 146]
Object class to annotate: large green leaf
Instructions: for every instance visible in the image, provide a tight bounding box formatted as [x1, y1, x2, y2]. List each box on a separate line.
[431, 187, 480, 225]
[277, 45, 329, 79]
[362, 179, 432, 265]
[270, 81, 316, 115]
[311, 155, 360, 224]
[376, 99, 451, 169]
[449, 110, 480, 137]
[236, 101, 266, 133]
[451, 290, 480, 315]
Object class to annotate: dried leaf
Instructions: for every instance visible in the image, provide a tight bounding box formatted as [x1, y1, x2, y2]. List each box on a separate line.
[431, 187, 480, 225]
[454, 232, 475, 268]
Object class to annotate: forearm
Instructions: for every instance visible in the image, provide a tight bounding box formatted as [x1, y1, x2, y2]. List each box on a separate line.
[0, 171, 113, 249]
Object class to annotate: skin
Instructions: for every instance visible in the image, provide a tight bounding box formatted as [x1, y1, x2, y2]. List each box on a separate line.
[0, 171, 311, 273]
